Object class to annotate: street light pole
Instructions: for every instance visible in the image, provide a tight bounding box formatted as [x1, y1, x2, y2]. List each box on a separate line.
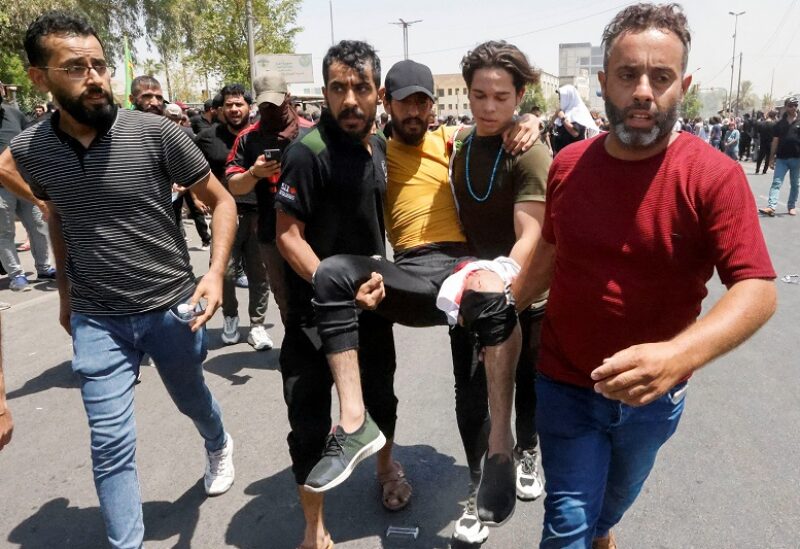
[329, 0, 335, 45]
[390, 19, 423, 60]
[735, 52, 743, 116]
[727, 10, 745, 116]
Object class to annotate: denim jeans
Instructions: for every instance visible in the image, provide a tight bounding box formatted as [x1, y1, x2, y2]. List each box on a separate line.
[71, 300, 226, 549]
[0, 187, 52, 278]
[768, 157, 800, 210]
[536, 374, 686, 548]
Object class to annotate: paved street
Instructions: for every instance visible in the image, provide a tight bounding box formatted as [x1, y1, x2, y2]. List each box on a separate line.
[1, 162, 799, 549]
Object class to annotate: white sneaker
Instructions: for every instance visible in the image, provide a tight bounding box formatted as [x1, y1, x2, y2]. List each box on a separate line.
[247, 324, 273, 351]
[204, 433, 235, 496]
[453, 486, 489, 544]
[221, 316, 240, 345]
[515, 447, 544, 501]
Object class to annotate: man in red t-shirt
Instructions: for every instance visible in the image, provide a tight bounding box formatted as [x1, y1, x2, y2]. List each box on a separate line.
[513, 5, 776, 548]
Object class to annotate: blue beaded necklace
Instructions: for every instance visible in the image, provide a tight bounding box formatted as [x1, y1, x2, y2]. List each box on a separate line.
[465, 129, 504, 203]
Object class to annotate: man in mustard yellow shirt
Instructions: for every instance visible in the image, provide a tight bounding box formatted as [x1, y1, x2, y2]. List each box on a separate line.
[304, 60, 541, 544]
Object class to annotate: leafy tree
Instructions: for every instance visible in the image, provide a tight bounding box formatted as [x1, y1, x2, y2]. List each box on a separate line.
[188, 0, 302, 87]
[518, 83, 545, 115]
[681, 84, 702, 120]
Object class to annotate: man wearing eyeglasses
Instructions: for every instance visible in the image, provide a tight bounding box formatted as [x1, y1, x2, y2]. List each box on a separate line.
[0, 11, 238, 549]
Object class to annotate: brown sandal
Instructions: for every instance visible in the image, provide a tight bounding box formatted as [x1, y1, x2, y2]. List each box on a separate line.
[378, 461, 413, 511]
[296, 536, 334, 549]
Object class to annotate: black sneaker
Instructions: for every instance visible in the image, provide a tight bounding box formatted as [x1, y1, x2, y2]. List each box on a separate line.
[304, 412, 386, 493]
[476, 453, 516, 526]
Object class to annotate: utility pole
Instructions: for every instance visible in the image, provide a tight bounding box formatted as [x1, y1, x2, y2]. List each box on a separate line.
[245, 0, 257, 95]
[727, 10, 745, 115]
[329, 0, 335, 45]
[735, 52, 743, 116]
[390, 18, 422, 60]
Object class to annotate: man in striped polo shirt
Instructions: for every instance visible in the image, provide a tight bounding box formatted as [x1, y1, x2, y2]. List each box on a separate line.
[0, 12, 238, 549]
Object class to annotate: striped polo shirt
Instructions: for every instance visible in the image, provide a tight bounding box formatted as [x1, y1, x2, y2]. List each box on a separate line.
[10, 108, 210, 315]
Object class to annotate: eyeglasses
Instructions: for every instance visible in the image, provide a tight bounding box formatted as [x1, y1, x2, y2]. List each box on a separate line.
[39, 64, 116, 80]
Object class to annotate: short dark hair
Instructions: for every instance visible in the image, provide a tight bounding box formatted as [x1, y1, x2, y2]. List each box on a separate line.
[131, 75, 161, 96]
[602, 3, 691, 73]
[211, 93, 224, 109]
[203, 99, 214, 111]
[322, 40, 381, 89]
[24, 11, 103, 68]
[219, 83, 253, 105]
[461, 41, 539, 93]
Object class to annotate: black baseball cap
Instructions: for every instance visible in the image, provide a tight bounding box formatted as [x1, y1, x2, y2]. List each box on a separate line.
[385, 60, 435, 102]
[785, 96, 798, 107]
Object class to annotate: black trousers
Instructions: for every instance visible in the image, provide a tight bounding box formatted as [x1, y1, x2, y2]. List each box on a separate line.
[173, 193, 211, 245]
[280, 312, 398, 485]
[312, 243, 539, 484]
[756, 139, 772, 173]
[450, 309, 541, 484]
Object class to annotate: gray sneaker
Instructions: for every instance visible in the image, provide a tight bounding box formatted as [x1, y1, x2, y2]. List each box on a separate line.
[515, 447, 544, 501]
[303, 412, 386, 493]
[453, 484, 490, 544]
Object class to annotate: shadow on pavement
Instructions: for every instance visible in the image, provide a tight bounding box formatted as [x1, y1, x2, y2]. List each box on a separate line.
[7, 481, 206, 548]
[6, 360, 77, 400]
[225, 444, 467, 549]
[203, 346, 280, 385]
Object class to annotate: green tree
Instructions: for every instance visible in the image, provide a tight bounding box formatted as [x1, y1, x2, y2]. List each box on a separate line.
[681, 84, 702, 120]
[0, 50, 46, 112]
[188, 0, 302, 87]
[518, 83, 545, 115]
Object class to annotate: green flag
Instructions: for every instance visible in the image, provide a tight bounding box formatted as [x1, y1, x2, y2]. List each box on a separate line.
[123, 37, 134, 109]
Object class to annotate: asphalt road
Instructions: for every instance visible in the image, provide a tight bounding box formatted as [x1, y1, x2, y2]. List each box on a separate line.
[1, 161, 798, 548]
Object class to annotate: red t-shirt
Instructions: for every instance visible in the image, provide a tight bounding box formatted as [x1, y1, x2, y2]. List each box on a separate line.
[539, 132, 776, 388]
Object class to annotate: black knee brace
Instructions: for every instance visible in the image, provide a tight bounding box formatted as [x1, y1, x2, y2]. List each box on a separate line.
[459, 289, 517, 347]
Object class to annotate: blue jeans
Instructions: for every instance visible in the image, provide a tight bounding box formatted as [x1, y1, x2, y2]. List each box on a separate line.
[71, 300, 226, 549]
[0, 187, 52, 277]
[536, 374, 686, 548]
[768, 157, 800, 210]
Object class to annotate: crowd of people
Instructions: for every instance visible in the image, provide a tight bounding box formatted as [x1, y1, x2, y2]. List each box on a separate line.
[0, 2, 787, 549]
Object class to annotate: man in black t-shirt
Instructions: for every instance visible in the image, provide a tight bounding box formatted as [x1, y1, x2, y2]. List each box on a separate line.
[755, 110, 778, 174]
[197, 84, 273, 350]
[272, 40, 401, 549]
[191, 98, 216, 134]
[760, 97, 800, 216]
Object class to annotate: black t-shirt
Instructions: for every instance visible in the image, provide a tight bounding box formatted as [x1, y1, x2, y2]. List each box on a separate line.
[550, 120, 585, 155]
[225, 121, 294, 240]
[195, 123, 257, 211]
[774, 116, 800, 159]
[195, 123, 237, 182]
[757, 119, 776, 143]
[275, 110, 387, 325]
[0, 104, 29, 153]
[191, 114, 214, 135]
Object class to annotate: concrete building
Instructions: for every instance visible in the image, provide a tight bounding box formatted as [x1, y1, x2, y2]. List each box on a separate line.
[433, 74, 470, 119]
[558, 42, 604, 111]
[539, 70, 559, 108]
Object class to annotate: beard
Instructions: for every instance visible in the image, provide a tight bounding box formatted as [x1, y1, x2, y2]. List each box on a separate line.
[336, 106, 376, 141]
[391, 115, 427, 145]
[135, 101, 163, 116]
[605, 98, 678, 149]
[53, 85, 117, 128]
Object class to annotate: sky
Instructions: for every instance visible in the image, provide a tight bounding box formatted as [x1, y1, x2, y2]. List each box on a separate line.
[292, 0, 798, 100]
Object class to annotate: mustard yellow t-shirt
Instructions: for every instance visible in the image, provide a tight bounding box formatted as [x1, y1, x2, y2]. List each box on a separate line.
[385, 126, 466, 251]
